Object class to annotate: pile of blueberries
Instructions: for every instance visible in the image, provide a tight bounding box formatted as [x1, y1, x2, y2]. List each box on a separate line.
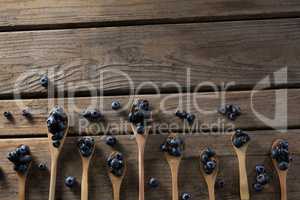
[232, 129, 250, 148]
[253, 165, 270, 192]
[82, 109, 103, 122]
[77, 137, 95, 157]
[107, 152, 125, 177]
[160, 136, 184, 157]
[200, 148, 217, 175]
[47, 106, 68, 148]
[271, 140, 290, 171]
[218, 104, 241, 121]
[7, 144, 32, 174]
[175, 111, 195, 125]
[128, 99, 151, 134]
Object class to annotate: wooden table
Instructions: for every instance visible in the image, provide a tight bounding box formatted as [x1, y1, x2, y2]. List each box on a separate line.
[0, 1, 299, 199]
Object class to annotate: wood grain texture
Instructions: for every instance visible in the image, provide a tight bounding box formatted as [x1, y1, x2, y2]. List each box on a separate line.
[0, 130, 299, 200]
[1, 0, 300, 28]
[0, 19, 300, 97]
[0, 88, 298, 136]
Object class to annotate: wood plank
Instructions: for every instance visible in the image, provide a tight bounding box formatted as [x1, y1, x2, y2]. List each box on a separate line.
[1, 0, 300, 28]
[0, 130, 299, 200]
[0, 89, 298, 136]
[0, 19, 300, 97]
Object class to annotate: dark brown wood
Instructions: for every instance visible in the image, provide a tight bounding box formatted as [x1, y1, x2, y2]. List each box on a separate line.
[0, 89, 298, 136]
[0, 130, 299, 200]
[1, 0, 300, 29]
[0, 19, 300, 98]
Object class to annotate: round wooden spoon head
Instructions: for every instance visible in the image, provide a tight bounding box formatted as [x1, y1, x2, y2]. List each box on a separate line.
[78, 137, 95, 162]
[47, 106, 69, 156]
[107, 151, 127, 183]
[199, 150, 218, 181]
[164, 133, 183, 166]
[231, 133, 249, 154]
[271, 139, 289, 174]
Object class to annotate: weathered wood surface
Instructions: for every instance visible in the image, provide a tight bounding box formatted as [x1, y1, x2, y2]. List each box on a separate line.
[0, 130, 299, 200]
[0, 19, 300, 97]
[0, 88, 298, 136]
[1, 0, 300, 29]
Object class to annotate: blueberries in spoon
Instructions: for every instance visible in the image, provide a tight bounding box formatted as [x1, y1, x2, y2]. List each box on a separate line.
[232, 129, 250, 148]
[77, 137, 95, 157]
[107, 152, 125, 177]
[200, 148, 217, 175]
[271, 140, 291, 171]
[128, 99, 151, 134]
[7, 144, 32, 174]
[160, 135, 184, 157]
[47, 106, 68, 148]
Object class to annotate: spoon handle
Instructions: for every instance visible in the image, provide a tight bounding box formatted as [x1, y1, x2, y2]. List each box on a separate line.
[206, 178, 215, 200]
[170, 164, 179, 200]
[112, 181, 121, 200]
[279, 173, 287, 200]
[18, 176, 26, 200]
[49, 155, 58, 200]
[138, 144, 145, 200]
[81, 161, 90, 200]
[237, 152, 249, 200]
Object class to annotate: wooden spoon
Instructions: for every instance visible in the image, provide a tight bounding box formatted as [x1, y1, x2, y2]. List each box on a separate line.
[199, 151, 218, 200]
[78, 138, 95, 200]
[107, 151, 127, 200]
[164, 134, 183, 200]
[271, 139, 289, 200]
[17, 164, 31, 200]
[131, 124, 149, 200]
[47, 107, 69, 200]
[231, 134, 250, 200]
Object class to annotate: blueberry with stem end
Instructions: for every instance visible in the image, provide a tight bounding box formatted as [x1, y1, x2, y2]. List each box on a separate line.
[3, 111, 12, 120]
[106, 136, 117, 147]
[112, 101, 121, 110]
[65, 176, 77, 188]
[38, 162, 47, 171]
[181, 192, 192, 200]
[40, 75, 49, 88]
[148, 177, 159, 188]
[256, 173, 269, 185]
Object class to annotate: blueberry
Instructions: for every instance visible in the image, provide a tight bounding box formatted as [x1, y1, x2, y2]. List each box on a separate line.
[110, 158, 123, 170]
[216, 179, 225, 188]
[281, 141, 289, 150]
[90, 110, 102, 121]
[233, 137, 243, 148]
[136, 125, 145, 134]
[253, 183, 263, 192]
[181, 192, 191, 200]
[148, 177, 159, 188]
[15, 164, 28, 173]
[22, 109, 32, 118]
[255, 165, 265, 175]
[38, 162, 47, 171]
[139, 100, 150, 111]
[65, 176, 76, 188]
[278, 161, 289, 171]
[271, 149, 279, 159]
[82, 110, 91, 119]
[19, 155, 32, 164]
[170, 138, 179, 147]
[206, 160, 216, 170]
[7, 151, 18, 163]
[40, 75, 49, 87]
[175, 111, 187, 119]
[201, 153, 209, 164]
[52, 140, 60, 148]
[170, 147, 181, 157]
[204, 148, 216, 157]
[3, 111, 12, 119]
[186, 113, 195, 124]
[256, 173, 269, 185]
[106, 136, 117, 147]
[112, 101, 121, 110]
[160, 144, 167, 152]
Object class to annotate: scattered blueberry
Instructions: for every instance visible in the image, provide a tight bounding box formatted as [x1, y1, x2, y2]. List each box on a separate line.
[218, 104, 241, 121]
[82, 109, 102, 122]
[7, 145, 32, 174]
[161, 136, 184, 157]
[65, 176, 77, 188]
[106, 136, 117, 147]
[255, 165, 265, 175]
[148, 177, 159, 188]
[175, 110, 195, 125]
[216, 178, 225, 188]
[112, 101, 121, 110]
[253, 183, 263, 192]
[3, 111, 13, 120]
[181, 192, 192, 200]
[107, 152, 125, 177]
[186, 113, 195, 125]
[38, 162, 47, 171]
[232, 129, 250, 148]
[40, 75, 49, 88]
[22, 109, 32, 119]
[77, 137, 95, 157]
